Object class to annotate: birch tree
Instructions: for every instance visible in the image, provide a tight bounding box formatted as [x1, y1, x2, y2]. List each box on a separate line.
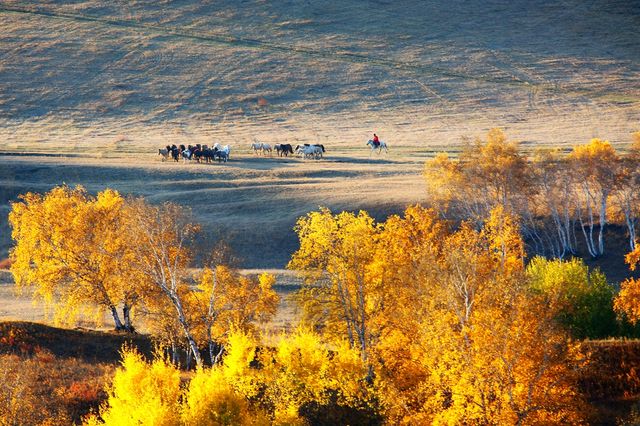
[569, 138, 619, 257]
[127, 199, 204, 367]
[9, 186, 143, 331]
[288, 208, 383, 367]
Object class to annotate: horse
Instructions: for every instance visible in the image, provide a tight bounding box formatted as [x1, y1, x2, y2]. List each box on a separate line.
[201, 148, 215, 163]
[214, 149, 229, 163]
[295, 144, 323, 159]
[275, 143, 294, 157]
[251, 142, 263, 155]
[213, 144, 231, 163]
[181, 147, 193, 162]
[169, 145, 180, 162]
[262, 143, 273, 156]
[314, 144, 326, 155]
[304, 144, 325, 158]
[158, 145, 171, 161]
[191, 145, 204, 162]
[367, 139, 388, 155]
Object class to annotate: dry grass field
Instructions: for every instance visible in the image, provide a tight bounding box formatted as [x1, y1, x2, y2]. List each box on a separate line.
[0, 0, 638, 150]
[0, 149, 426, 267]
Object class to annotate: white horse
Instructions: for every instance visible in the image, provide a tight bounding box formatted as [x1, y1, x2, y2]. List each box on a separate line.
[158, 148, 170, 161]
[295, 144, 323, 159]
[212, 143, 231, 162]
[251, 141, 263, 155]
[262, 143, 273, 156]
[367, 140, 388, 155]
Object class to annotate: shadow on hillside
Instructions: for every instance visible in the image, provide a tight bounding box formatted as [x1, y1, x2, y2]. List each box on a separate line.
[0, 321, 153, 363]
[0, 151, 91, 158]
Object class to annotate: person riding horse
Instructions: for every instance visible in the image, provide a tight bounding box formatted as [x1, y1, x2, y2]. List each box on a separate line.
[373, 133, 380, 148]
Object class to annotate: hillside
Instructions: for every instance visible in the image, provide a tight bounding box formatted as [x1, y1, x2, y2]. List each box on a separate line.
[0, 0, 638, 148]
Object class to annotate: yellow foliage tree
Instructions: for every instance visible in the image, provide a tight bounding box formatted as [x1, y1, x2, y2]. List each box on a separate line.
[84, 348, 182, 426]
[85, 342, 266, 426]
[423, 153, 464, 217]
[376, 207, 584, 424]
[258, 328, 370, 425]
[190, 266, 279, 365]
[424, 129, 530, 225]
[288, 208, 382, 365]
[614, 131, 640, 250]
[291, 205, 586, 424]
[462, 128, 531, 210]
[125, 199, 206, 367]
[569, 138, 620, 257]
[181, 366, 268, 426]
[614, 245, 640, 324]
[9, 186, 144, 331]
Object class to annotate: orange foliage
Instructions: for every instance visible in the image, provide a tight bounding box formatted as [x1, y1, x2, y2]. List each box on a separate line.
[614, 245, 640, 324]
[291, 204, 586, 424]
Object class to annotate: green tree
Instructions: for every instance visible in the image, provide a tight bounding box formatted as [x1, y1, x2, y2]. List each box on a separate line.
[526, 256, 616, 339]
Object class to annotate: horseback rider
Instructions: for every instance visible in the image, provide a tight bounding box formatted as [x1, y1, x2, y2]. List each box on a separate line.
[373, 133, 380, 148]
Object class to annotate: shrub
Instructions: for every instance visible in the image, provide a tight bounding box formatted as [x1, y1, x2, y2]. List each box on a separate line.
[527, 257, 617, 338]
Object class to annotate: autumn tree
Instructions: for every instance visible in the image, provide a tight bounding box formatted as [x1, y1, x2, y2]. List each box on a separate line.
[424, 129, 531, 223]
[257, 328, 373, 425]
[86, 329, 369, 426]
[369, 205, 449, 422]
[288, 208, 383, 367]
[291, 205, 586, 424]
[423, 153, 466, 219]
[614, 245, 640, 324]
[423, 129, 557, 258]
[530, 148, 578, 258]
[569, 138, 619, 257]
[613, 131, 640, 250]
[461, 128, 531, 211]
[125, 199, 206, 367]
[9, 186, 144, 331]
[424, 131, 640, 260]
[383, 207, 584, 424]
[84, 348, 182, 426]
[189, 266, 278, 365]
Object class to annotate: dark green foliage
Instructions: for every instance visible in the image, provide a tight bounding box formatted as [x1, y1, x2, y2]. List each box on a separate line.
[527, 257, 618, 339]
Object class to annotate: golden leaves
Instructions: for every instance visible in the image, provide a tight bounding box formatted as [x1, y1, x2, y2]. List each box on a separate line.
[9, 185, 138, 329]
[290, 204, 585, 424]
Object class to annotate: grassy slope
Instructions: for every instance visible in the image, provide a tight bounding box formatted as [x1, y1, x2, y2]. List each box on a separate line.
[0, 0, 638, 148]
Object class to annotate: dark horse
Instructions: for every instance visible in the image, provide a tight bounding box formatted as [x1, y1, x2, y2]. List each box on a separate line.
[167, 144, 179, 162]
[275, 143, 294, 157]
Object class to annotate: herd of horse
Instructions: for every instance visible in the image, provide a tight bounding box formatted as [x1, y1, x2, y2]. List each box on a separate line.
[158, 139, 387, 163]
[250, 142, 326, 159]
[158, 143, 231, 163]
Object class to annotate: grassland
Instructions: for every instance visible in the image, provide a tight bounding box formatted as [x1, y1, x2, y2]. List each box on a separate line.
[0, 0, 638, 263]
[0, 0, 637, 149]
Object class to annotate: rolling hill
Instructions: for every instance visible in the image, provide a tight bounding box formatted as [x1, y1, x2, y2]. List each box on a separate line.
[0, 0, 638, 148]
